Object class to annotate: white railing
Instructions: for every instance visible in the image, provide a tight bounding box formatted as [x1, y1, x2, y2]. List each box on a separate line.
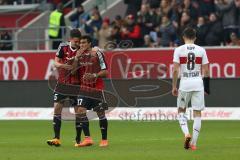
[0, 26, 72, 50]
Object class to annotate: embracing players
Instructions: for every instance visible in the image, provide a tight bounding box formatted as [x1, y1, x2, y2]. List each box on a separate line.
[73, 35, 109, 147]
[172, 27, 210, 150]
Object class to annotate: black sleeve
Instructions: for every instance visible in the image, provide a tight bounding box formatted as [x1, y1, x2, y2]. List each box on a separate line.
[56, 44, 64, 58]
[203, 77, 210, 94]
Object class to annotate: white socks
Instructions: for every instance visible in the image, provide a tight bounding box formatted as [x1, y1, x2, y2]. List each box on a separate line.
[192, 117, 201, 146]
[178, 113, 189, 136]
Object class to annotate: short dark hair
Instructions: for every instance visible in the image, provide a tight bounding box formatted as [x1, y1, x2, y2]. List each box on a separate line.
[182, 27, 196, 40]
[57, 3, 63, 12]
[70, 29, 81, 38]
[80, 35, 92, 43]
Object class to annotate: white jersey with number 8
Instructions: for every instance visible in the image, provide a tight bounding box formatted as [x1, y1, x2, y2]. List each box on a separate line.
[173, 44, 209, 91]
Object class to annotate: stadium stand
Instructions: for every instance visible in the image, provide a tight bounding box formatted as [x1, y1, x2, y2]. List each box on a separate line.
[89, 0, 240, 48]
[67, 0, 240, 48]
[0, 0, 239, 50]
[0, 12, 40, 28]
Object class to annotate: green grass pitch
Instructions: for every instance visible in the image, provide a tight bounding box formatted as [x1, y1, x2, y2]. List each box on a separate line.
[0, 120, 239, 160]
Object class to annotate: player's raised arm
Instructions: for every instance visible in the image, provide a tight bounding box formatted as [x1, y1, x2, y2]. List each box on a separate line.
[54, 44, 73, 70]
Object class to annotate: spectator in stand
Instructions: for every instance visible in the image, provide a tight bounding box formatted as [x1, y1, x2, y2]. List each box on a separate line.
[236, 0, 240, 36]
[215, 0, 239, 44]
[171, 0, 181, 20]
[111, 15, 123, 28]
[198, 0, 215, 16]
[196, 16, 208, 46]
[177, 11, 195, 38]
[121, 14, 142, 47]
[109, 25, 121, 45]
[69, 5, 87, 28]
[182, 0, 199, 21]
[77, 5, 101, 36]
[98, 17, 111, 48]
[90, 11, 102, 46]
[143, 34, 155, 47]
[79, 18, 93, 35]
[124, 0, 142, 17]
[91, 5, 101, 20]
[157, 15, 176, 47]
[205, 13, 223, 45]
[0, 28, 13, 50]
[48, 3, 66, 49]
[171, 0, 183, 28]
[144, 0, 160, 9]
[137, 4, 153, 35]
[159, 0, 174, 19]
[228, 32, 240, 46]
[149, 5, 161, 28]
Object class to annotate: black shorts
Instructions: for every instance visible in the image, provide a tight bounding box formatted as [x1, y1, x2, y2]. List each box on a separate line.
[77, 96, 102, 110]
[53, 92, 80, 106]
[54, 92, 102, 109]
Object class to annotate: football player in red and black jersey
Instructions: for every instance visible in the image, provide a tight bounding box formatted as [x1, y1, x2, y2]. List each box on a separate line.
[73, 35, 109, 147]
[47, 29, 83, 146]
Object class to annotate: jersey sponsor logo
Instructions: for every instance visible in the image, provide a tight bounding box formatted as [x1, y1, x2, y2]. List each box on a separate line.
[183, 71, 200, 78]
[0, 56, 28, 80]
[79, 62, 93, 66]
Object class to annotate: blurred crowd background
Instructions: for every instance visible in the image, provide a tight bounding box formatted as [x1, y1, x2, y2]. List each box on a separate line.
[0, 0, 240, 50]
[68, 0, 240, 48]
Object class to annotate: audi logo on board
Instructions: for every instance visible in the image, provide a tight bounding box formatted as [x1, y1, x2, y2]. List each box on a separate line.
[0, 57, 28, 80]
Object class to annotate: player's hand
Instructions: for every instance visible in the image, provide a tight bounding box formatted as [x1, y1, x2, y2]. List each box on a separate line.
[75, 48, 86, 59]
[61, 64, 73, 70]
[83, 73, 97, 80]
[172, 87, 178, 96]
[83, 73, 97, 84]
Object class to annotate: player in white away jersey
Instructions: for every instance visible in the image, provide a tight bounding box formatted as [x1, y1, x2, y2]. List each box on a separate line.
[172, 27, 210, 151]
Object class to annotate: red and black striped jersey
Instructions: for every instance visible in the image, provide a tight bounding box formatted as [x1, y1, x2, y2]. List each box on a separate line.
[55, 42, 80, 85]
[78, 48, 107, 91]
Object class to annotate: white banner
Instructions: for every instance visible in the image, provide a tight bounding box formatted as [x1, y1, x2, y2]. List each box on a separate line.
[0, 108, 53, 120]
[0, 107, 240, 120]
[105, 107, 240, 120]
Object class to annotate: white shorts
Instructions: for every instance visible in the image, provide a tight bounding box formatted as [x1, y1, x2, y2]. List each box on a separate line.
[177, 90, 205, 111]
